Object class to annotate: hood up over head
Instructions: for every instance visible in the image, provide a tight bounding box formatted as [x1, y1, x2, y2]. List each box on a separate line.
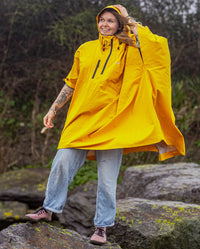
[96, 5, 124, 35]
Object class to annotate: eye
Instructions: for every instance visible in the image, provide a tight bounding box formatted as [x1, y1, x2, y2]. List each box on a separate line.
[99, 18, 104, 22]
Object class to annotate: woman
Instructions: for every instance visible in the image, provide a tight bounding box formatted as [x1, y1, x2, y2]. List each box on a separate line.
[26, 4, 185, 245]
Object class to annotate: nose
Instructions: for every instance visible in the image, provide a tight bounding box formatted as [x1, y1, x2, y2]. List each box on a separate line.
[102, 22, 109, 28]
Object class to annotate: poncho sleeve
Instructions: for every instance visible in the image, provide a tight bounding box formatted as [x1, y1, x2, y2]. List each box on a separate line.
[133, 26, 185, 158]
[136, 25, 170, 68]
[64, 49, 80, 89]
[136, 26, 175, 122]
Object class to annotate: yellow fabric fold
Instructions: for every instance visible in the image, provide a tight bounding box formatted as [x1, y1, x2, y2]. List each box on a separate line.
[59, 6, 185, 161]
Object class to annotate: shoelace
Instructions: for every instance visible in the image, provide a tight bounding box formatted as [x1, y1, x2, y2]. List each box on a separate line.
[34, 208, 47, 215]
[95, 227, 105, 237]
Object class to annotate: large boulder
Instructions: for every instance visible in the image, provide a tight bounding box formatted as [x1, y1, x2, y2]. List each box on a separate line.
[0, 168, 50, 207]
[57, 181, 97, 236]
[2, 162, 200, 248]
[108, 198, 200, 249]
[120, 162, 200, 203]
[0, 201, 28, 230]
[0, 222, 121, 249]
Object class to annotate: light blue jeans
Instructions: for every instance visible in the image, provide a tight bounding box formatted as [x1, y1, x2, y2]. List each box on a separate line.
[43, 148, 123, 227]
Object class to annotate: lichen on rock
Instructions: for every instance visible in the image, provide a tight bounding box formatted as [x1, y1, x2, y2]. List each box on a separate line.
[108, 198, 200, 249]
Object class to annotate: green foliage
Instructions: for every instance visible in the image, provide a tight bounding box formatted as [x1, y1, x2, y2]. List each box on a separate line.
[44, 158, 97, 191]
[48, 10, 98, 51]
[68, 160, 98, 190]
[0, 87, 34, 138]
[194, 140, 200, 149]
[172, 76, 200, 132]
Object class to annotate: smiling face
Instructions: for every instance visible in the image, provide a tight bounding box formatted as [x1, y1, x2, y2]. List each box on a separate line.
[98, 11, 119, 36]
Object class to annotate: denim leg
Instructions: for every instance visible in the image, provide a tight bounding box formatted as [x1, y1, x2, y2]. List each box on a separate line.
[43, 148, 88, 213]
[94, 149, 123, 227]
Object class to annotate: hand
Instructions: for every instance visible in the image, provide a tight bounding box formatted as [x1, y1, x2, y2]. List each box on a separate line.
[114, 4, 128, 17]
[130, 25, 138, 36]
[43, 109, 55, 128]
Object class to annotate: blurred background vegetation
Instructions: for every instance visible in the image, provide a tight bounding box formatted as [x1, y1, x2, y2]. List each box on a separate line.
[0, 0, 199, 177]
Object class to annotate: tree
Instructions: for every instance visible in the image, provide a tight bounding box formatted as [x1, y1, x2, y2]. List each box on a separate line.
[0, 0, 199, 172]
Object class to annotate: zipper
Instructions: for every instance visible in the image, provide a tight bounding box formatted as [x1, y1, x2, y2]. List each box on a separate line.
[136, 35, 143, 63]
[92, 60, 100, 79]
[101, 38, 113, 75]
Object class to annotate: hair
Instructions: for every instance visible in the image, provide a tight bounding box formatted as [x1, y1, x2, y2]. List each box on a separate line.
[98, 8, 140, 47]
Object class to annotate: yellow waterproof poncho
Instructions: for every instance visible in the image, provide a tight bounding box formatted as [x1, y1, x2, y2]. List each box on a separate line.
[58, 6, 185, 161]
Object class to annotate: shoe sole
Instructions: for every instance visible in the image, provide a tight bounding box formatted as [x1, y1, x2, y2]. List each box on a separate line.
[25, 216, 52, 222]
[90, 240, 106, 245]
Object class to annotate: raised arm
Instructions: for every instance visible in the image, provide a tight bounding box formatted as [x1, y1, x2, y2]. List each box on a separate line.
[114, 4, 138, 36]
[43, 84, 74, 128]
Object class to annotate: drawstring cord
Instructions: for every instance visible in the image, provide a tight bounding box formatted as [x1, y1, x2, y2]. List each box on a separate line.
[102, 37, 112, 51]
[117, 41, 122, 50]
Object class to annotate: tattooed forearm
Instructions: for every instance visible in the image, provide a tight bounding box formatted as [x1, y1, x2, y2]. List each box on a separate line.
[50, 84, 74, 113]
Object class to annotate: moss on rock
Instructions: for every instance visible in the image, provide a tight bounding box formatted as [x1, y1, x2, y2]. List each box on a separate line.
[0, 168, 49, 204]
[109, 198, 200, 249]
[0, 222, 122, 248]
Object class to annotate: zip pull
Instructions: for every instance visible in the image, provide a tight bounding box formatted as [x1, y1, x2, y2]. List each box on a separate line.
[136, 35, 143, 63]
[101, 38, 113, 75]
[92, 60, 101, 79]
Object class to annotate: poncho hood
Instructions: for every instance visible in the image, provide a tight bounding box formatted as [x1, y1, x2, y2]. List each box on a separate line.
[96, 5, 130, 37]
[96, 5, 121, 20]
[58, 12, 185, 161]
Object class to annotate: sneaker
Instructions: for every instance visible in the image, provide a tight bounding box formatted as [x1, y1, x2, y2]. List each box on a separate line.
[25, 207, 52, 221]
[90, 227, 107, 245]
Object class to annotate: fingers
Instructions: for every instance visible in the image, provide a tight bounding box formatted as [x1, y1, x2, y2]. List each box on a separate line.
[114, 4, 128, 17]
[131, 26, 138, 36]
[43, 112, 55, 128]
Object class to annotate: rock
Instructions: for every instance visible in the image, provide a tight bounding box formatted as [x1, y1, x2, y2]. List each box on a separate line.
[0, 168, 50, 207]
[0, 169, 121, 234]
[0, 201, 28, 230]
[2, 163, 200, 248]
[120, 162, 200, 204]
[57, 181, 97, 236]
[0, 222, 121, 249]
[107, 198, 200, 249]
